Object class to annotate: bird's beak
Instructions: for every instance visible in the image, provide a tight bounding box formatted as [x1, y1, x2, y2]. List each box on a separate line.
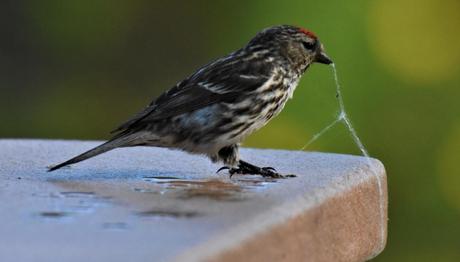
[315, 43, 333, 65]
[316, 51, 332, 65]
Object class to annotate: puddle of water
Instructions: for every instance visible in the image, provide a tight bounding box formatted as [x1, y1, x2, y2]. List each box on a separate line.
[159, 179, 245, 201]
[37, 211, 71, 218]
[132, 178, 278, 219]
[59, 191, 95, 198]
[136, 209, 200, 218]
[133, 188, 160, 194]
[143, 176, 180, 181]
[138, 177, 279, 201]
[32, 189, 113, 221]
[58, 191, 110, 214]
[31, 192, 61, 198]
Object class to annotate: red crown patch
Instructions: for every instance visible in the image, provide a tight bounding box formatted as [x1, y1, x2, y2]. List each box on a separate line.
[299, 28, 317, 39]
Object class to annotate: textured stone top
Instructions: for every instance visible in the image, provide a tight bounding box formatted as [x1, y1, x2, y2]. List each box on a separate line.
[0, 139, 387, 262]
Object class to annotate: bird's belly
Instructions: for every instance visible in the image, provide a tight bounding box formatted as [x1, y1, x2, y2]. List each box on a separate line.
[164, 88, 292, 155]
[218, 93, 291, 144]
[165, 104, 258, 154]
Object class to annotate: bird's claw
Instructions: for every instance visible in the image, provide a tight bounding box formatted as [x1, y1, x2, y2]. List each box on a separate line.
[216, 166, 230, 173]
[217, 163, 294, 179]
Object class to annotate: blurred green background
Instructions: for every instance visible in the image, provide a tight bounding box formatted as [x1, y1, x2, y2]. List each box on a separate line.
[1, 0, 459, 260]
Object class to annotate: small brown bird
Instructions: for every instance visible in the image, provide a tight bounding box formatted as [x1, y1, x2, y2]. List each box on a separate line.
[49, 25, 332, 177]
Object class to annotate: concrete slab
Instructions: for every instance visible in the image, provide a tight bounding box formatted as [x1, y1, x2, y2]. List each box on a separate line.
[0, 139, 387, 262]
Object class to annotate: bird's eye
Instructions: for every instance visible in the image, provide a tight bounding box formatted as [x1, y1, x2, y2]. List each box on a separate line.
[302, 41, 315, 50]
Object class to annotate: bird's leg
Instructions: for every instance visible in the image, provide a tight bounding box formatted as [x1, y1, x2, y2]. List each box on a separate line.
[215, 144, 241, 174]
[215, 145, 295, 178]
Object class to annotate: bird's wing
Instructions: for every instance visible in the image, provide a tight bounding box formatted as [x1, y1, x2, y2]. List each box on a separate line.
[111, 51, 273, 134]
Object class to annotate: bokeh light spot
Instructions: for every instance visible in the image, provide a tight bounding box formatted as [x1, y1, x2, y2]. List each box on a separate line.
[369, 0, 460, 84]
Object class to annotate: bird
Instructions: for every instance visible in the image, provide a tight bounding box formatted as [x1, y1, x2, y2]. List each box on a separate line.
[48, 25, 332, 178]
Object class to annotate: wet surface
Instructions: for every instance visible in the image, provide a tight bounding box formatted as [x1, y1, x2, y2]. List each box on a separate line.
[34, 176, 279, 224]
[9, 173, 279, 257]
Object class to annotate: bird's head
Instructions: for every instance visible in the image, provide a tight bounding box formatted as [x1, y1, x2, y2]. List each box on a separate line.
[247, 25, 332, 73]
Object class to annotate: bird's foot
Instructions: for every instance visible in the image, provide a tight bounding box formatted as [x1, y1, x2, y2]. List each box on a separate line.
[217, 160, 296, 179]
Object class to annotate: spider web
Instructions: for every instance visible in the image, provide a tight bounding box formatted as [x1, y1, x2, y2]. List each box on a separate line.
[301, 63, 386, 249]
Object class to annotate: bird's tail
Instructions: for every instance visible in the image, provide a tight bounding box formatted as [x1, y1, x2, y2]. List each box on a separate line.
[48, 132, 142, 172]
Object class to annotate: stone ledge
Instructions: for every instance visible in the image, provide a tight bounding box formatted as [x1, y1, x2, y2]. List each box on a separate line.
[0, 139, 387, 262]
